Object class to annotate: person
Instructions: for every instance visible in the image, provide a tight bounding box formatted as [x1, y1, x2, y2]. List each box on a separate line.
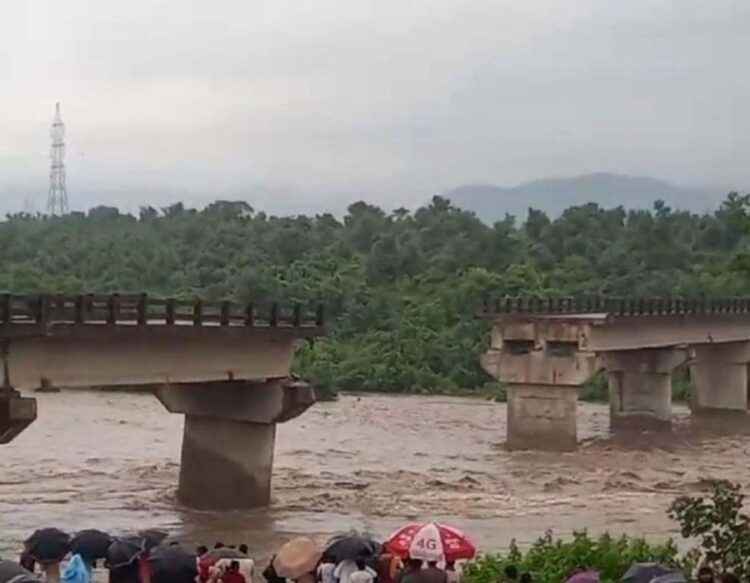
[501, 566, 518, 583]
[20, 551, 36, 573]
[720, 574, 738, 583]
[348, 560, 376, 583]
[62, 555, 91, 583]
[377, 552, 401, 583]
[519, 574, 532, 583]
[698, 568, 715, 583]
[108, 564, 141, 583]
[223, 561, 246, 583]
[317, 556, 336, 583]
[420, 561, 446, 583]
[397, 559, 423, 583]
[197, 546, 209, 557]
[239, 545, 249, 556]
[263, 556, 286, 583]
[296, 573, 316, 583]
[334, 560, 358, 583]
[208, 566, 223, 583]
[445, 562, 460, 583]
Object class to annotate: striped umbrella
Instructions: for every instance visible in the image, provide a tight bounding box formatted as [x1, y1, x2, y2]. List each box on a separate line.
[385, 523, 475, 562]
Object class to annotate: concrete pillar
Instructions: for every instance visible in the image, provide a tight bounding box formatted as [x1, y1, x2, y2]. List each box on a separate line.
[690, 342, 750, 415]
[603, 348, 688, 431]
[506, 384, 578, 451]
[179, 416, 276, 509]
[0, 390, 37, 444]
[482, 337, 598, 451]
[154, 379, 314, 509]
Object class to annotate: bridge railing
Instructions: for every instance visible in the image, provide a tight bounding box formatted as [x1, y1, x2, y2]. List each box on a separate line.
[0, 294, 325, 328]
[482, 296, 750, 317]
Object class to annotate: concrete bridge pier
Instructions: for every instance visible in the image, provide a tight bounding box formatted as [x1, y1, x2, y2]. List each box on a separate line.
[603, 348, 689, 431]
[689, 342, 750, 416]
[482, 345, 598, 451]
[155, 379, 315, 509]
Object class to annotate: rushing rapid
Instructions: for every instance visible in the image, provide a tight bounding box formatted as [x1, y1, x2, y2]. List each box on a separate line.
[2, 391, 748, 560]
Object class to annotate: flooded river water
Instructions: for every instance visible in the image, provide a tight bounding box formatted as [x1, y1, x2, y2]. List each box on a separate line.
[3, 390, 750, 561]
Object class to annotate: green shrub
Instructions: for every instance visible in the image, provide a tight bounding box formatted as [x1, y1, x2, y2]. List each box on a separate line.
[669, 480, 750, 578]
[463, 531, 679, 583]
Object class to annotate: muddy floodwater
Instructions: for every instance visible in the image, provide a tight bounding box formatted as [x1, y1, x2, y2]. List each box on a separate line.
[3, 391, 750, 560]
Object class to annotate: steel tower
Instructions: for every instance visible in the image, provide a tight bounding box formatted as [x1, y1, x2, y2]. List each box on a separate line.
[48, 102, 68, 215]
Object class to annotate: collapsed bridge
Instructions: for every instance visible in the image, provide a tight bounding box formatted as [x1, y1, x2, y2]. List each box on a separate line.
[0, 293, 324, 509]
[481, 297, 750, 451]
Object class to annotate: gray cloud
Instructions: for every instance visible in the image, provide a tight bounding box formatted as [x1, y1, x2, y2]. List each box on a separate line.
[1, 0, 749, 215]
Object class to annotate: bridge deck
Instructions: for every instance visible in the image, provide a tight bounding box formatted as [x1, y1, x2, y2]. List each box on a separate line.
[1, 293, 324, 339]
[483, 296, 750, 352]
[0, 294, 325, 387]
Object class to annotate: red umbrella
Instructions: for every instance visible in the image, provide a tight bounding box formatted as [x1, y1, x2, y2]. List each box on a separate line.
[385, 523, 475, 562]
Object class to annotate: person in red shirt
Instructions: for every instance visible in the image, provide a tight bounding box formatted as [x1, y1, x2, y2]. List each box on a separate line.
[223, 561, 246, 583]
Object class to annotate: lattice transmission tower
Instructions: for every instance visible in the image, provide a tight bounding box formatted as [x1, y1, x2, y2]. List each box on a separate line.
[48, 102, 68, 215]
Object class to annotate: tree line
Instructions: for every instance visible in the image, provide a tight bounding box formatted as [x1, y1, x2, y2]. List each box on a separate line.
[2, 194, 750, 395]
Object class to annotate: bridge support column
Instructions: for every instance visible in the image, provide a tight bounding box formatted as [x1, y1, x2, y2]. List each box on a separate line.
[482, 339, 598, 451]
[689, 342, 750, 415]
[155, 379, 314, 509]
[603, 348, 688, 431]
[506, 384, 578, 451]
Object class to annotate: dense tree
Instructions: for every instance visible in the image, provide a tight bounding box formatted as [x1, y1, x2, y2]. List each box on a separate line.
[2, 193, 750, 394]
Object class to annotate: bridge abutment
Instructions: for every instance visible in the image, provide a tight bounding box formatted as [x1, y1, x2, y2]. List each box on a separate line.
[155, 379, 315, 509]
[690, 342, 750, 415]
[603, 348, 688, 431]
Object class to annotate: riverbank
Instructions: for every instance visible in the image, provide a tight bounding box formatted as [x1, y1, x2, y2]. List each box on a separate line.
[321, 365, 694, 403]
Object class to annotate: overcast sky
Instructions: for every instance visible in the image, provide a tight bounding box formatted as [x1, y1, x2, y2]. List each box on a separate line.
[1, 0, 749, 215]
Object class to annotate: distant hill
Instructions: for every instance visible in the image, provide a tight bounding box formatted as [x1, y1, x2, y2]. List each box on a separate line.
[444, 172, 728, 223]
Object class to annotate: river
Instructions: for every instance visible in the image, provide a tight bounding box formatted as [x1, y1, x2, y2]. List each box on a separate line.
[2, 390, 750, 562]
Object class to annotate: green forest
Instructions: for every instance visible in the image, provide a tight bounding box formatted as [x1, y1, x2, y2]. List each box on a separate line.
[2, 194, 750, 396]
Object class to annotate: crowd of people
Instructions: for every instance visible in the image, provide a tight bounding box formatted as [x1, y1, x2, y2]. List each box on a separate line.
[3, 529, 471, 583]
[194, 541, 466, 583]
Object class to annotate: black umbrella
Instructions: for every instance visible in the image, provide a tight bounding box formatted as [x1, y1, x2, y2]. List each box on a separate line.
[204, 548, 245, 561]
[71, 529, 113, 561]
[138, 530, 169, 551]
[106, 536, 145, 569]
[621, 564, 675, 583]
[0, 561, 35, 583]
[24, 528, 71, 565]
[148, 545, 198, 583]
[324, 534, 380, 563]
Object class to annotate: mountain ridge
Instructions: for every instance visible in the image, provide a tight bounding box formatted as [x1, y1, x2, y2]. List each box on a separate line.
[444, 172, 730, 223]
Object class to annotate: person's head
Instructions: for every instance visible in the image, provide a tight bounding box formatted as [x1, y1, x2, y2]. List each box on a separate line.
[239, 545, 249, 556]
[19, 552, 35, 571]
[721, 573, 739, 583]
[406, 559, 422, 571]
[520, 573, 532, 583]
[214, 542, 225, 549]
[356, 559, 366, 571]
[427, 562, 438, 569]
[229, 561, 240, 573]
[445, 562, 455, 571]
[197, 546, 208, 557]
[698, 567, 715, 583]
[504, 565, 519, 581]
